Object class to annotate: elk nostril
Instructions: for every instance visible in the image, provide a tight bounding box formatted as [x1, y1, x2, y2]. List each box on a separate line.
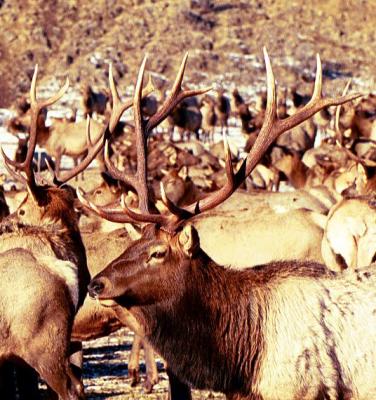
[88, 280, 105, 297]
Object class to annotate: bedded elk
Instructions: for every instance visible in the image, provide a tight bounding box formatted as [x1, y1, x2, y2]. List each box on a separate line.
[80, 49, 360, 399]
[319, 87, 376, 271]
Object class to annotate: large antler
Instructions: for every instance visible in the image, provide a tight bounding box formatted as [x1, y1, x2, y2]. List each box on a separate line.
[1, 65, 69, 190]
[158, 48, 361, 222]
[78, 48, 361, 230]
[77, 53, 211, 223]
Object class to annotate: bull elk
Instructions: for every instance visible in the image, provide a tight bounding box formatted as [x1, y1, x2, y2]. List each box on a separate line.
[79, 49, 361, 399]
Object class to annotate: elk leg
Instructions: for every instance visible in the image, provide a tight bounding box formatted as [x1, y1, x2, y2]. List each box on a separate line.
[142, 339, 158, 393]
[129, 334, 141, 386]
[37, 360, 84, 400]
[167, 367, 192, 400]
[70, 341, 83, 380]
[24, 350, 84, 400]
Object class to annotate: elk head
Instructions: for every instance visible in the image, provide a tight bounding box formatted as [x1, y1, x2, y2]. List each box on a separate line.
[81, 49, 360, 309]
[89, 224, 200, 307]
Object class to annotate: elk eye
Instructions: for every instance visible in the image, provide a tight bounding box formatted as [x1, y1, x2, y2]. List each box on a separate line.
[19, 209, 25, 216]
[150, 250, 166, 259]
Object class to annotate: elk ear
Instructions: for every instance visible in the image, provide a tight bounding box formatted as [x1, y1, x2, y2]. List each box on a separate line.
[178, 225, 200, 257]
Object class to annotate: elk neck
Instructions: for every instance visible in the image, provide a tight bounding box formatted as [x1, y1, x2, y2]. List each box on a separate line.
[130, 251, 266, 395]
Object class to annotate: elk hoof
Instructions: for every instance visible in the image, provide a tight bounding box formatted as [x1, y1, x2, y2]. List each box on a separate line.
[129, 368, 140, 386]
[143, 379, 154, 394]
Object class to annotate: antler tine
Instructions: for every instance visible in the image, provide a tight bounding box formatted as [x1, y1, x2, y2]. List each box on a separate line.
[76, 188, 136, 223]
[1, 148, 28, 185]
[160, 182, 193, 219]
[132, 54, 151, 213]
[30, 65, 70, 110]
[167, 48, 362, 217]
[311, 54, 322, 101]
[3, 66, 69, 187]
[104, 139, 136, 186]
[335, 79, 352, 141]
[58, 116, 107, 183]
[120, 194, 172, 226]
[146, 53, 212, 133]
[109, 63, 155, 133]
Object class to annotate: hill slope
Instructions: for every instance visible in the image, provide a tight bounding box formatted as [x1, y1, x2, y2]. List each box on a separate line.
[0, 0, 375, 107]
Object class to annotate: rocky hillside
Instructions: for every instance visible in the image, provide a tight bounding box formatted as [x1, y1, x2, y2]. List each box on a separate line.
[0, 0, 375, 107]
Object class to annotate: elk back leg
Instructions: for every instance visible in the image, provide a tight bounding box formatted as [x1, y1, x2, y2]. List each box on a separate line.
[54, 149, 63, 178]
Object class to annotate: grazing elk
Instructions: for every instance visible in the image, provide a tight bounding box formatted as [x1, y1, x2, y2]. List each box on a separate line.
[80, 49, 360, 399]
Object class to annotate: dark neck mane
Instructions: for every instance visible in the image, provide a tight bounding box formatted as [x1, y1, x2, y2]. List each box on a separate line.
[135, 254, 265, 394]
[133, 253, 332, 395]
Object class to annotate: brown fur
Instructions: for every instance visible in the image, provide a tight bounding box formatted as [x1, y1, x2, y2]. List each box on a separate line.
[88, 224, 376, 399]
[0, 185, 89, 399]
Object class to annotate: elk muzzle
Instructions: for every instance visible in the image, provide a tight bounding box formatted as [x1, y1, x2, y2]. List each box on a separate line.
[88, 277, 109, 298]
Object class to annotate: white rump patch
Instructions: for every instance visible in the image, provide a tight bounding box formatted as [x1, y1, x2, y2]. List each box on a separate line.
[37, 254, 79, 310]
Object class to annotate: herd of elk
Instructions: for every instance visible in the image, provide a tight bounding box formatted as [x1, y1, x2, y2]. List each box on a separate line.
[1, 45, 376, 400]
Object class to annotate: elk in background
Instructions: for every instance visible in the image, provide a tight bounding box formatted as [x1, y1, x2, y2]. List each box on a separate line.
[215, 88, 230, 134]
[231, 88, 254, 135]
[81, 82, 109, 118]
[200, 94, 217, 143]
[80, 49, 360, 399]
[166, 96, 202, 141]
